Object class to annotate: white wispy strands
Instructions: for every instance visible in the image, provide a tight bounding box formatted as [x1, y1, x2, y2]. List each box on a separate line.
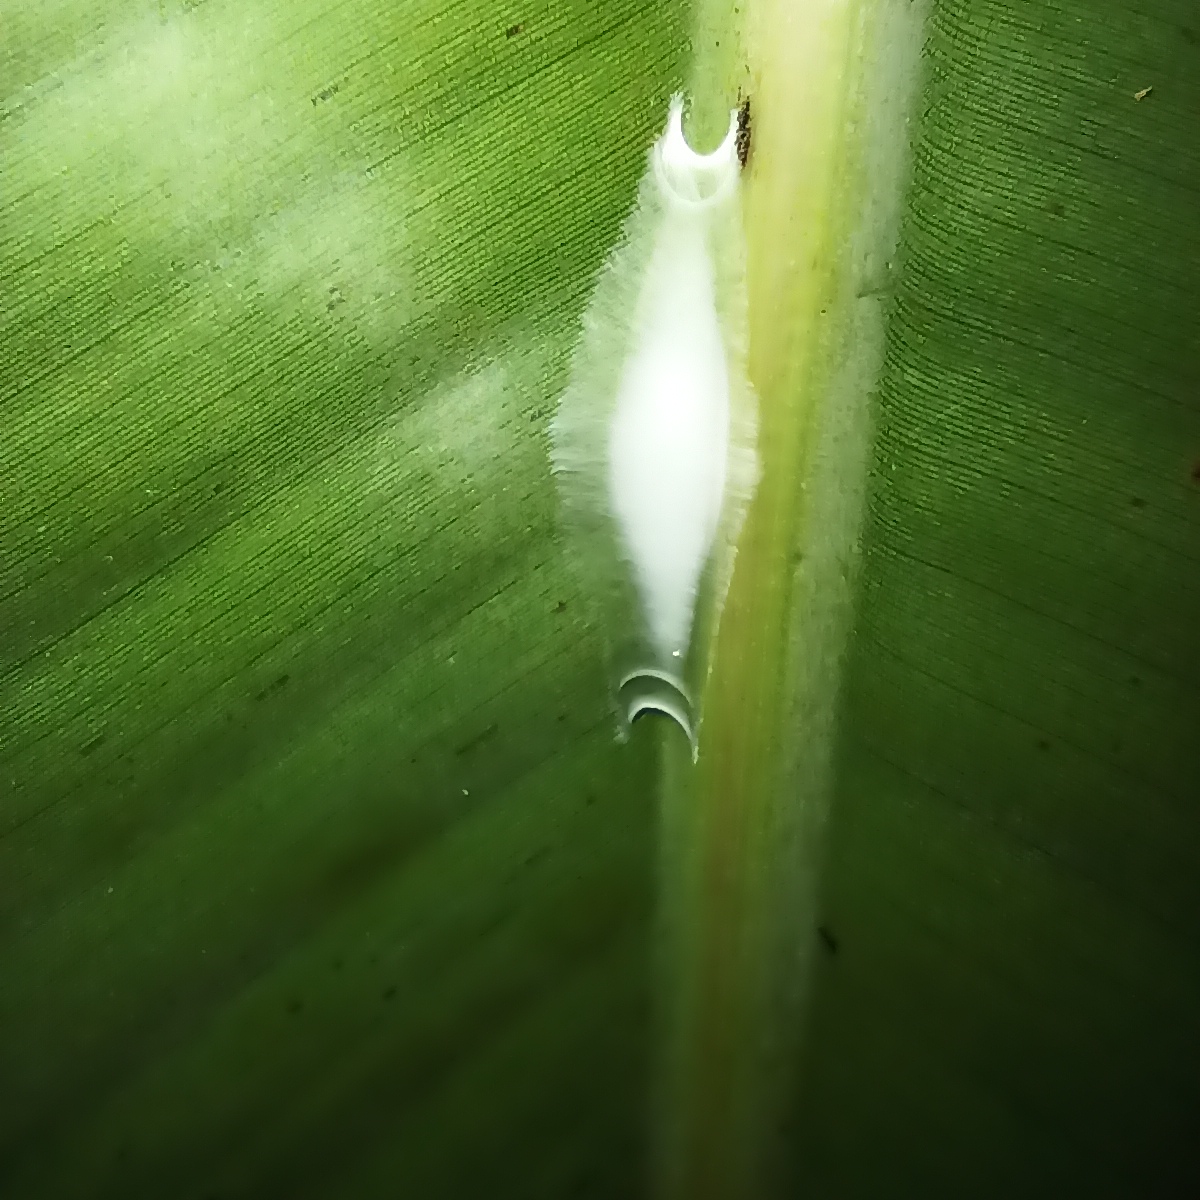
[550, 96, 758, 752]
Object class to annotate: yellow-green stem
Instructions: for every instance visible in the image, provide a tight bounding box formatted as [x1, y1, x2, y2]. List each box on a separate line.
[654, 2, 927, 1196]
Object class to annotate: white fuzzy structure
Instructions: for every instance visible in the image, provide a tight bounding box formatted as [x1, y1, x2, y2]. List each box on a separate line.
[551, 96, 757, 746]
[608, 101, 738, 663]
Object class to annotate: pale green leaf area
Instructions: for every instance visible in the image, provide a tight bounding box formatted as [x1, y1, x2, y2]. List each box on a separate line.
[1, 0, 1198, 1196]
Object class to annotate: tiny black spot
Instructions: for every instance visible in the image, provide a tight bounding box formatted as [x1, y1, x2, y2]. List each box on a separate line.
[211, 481, 225, 495]
[1036, 737, 1052, 752]
[585, 793, 596, 806]
[1190, 459, 1200, 483]
[255, 673, 291, 702]
[1049, 201, 1066, 217]
[333, 957, 345, 970]
[736, 96, 752, 169]
[1129, 674, 1142, 689]
[1181, 25, 1197, 44]
[80, 733, 107, 757]
[557, 712, 567, 722]
[554, 599, 568, 614]
[286, 998, 304, 1015]
[382, 985, 397, 1001]
[505, 22, 523, 38]
[454, 722, 499, 757]
[1129, 496, 1146, 508]
[817, 925, 839, 955]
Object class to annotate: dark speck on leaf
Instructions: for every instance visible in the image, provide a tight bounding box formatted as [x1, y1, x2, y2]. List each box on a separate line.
[454, 722, 499, 757]
[505, 22, 523, 38]
[383, 985, 397, 1001]
[286, 998, 304, 1016]
[817, 925, 839, 956]
[1129, 496, 1146, 508]
[255, 673, 290, 702]
[736, 96, 752, 169]
[80, 733, 107, 757]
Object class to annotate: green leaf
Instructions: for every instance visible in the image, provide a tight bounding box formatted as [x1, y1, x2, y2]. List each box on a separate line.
[793, 2, 1200, 1197]
[2, 0, 1197, 1197]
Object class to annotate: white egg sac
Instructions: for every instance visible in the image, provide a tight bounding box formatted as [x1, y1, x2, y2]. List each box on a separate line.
[551, 96, 758, 750]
